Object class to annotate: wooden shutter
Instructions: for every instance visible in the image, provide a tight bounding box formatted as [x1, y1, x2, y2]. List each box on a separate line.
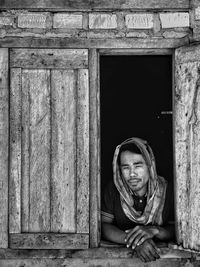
[175, 45, 200, 251]
[9, 49, 89, 249]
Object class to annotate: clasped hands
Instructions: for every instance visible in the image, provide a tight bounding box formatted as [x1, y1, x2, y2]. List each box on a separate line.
[124, 225, 160, 262]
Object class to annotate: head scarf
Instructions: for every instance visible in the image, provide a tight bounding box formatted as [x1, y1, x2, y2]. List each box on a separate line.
[113, 137, 167, 225]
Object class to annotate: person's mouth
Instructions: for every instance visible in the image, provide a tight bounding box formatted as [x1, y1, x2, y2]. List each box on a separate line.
[128, 179, 141, 185]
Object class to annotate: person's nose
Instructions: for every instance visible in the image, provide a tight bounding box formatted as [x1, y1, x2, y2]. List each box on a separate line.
[130, 167, 137, 177]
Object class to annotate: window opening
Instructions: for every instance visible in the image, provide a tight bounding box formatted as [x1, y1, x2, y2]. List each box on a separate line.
[100, 55, 174, 246]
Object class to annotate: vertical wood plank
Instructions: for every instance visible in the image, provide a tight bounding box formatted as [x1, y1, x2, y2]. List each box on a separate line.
[51, 70, 76, 233]
[9, 68, 22, 234]
[77, 69, 90, 234]
[22, 69, 51, 232]
[0, 49, 8, 247]
[21, 71, 30, 232]
[175, 59, 200, 250]
[89, 49, 101, 247]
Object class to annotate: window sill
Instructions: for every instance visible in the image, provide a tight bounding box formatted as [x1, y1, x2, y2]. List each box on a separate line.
[0, 243, 199, 260]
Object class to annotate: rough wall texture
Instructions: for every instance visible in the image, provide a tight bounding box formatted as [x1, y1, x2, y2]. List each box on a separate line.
[0, 10, 193, 40]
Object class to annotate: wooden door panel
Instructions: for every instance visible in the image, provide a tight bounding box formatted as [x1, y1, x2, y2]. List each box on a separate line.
[9, 49, 89, 249]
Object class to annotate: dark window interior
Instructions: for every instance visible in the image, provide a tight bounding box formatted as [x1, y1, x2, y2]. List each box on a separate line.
[100, 55, 173, 192]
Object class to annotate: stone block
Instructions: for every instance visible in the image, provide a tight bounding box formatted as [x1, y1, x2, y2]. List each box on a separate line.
[53, 14, 83, 28]
[162, 31, 189, 38]
[18, 13, 49, 28]
[126, 32, 149, 38]
[89, 14, 117, 29]
[0, 16, 13, 26]
[160, 13, 189, 28]
[125, 14, 153, 29]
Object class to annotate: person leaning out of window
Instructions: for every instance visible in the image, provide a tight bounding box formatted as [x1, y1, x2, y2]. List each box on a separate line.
[101, 137, 175, 262]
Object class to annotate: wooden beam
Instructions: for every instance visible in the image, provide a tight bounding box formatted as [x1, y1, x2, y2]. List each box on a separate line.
[10, 49, 88, 69]
[0, 0, 189, 10]
[89, 49, 101, 248]
[99, 49, 173, 55]
[0, 48, 8, 248]
[0, 37, 189, 49]
[9, 234, 89, 249]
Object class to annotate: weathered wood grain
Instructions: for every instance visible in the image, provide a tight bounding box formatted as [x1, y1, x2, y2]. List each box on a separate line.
[9, 68, 22, 234]
[10, 49, 88, 69]
[0, 37, 189, 49]
[23, 69, 51, 232]
[21, 69, 30, 232]
[99, 49, 173, 55]
[0, 49, 8, 248]
[175, 45, 200, 251]
[9, 233, 89, 249]
[0, 0, 189, 10]
[51, 70, 76, 233]
[76, 69, 89, 234]
[89, 49, 101, 247]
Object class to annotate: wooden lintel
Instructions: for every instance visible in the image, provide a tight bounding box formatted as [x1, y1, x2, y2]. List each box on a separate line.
[0, 37, 189, 49]
[99, 49, 173, 55]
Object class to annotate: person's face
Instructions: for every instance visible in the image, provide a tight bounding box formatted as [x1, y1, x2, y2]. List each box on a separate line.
[119, 150, 149, 196]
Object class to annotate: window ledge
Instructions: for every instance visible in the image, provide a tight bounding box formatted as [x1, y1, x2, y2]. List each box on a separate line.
[0, 244, 199, 260]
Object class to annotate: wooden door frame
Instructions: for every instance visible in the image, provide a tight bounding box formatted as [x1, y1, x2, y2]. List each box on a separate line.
[96, 48, 175, 248]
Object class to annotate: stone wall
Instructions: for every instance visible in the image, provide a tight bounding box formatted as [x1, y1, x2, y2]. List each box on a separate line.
[0, 10, 194, 40]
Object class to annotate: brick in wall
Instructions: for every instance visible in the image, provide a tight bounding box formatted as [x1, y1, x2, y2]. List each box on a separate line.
[125, 14, 153, 29]
[0, 16, 14, 26]
[18, 13, 49, 28]
[159, 13, 189, 28]
[53, 14, 83, 29]
[89, 14, 117, 29]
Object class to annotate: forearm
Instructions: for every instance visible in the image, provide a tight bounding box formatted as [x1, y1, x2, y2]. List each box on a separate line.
[153, 224, 175, 241]
[102, 222, 126, 244]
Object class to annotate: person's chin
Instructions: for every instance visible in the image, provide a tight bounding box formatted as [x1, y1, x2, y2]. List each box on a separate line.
[129, 184, 140, 191]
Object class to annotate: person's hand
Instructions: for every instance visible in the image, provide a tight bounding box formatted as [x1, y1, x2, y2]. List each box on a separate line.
[134, 239, 160, 262]
[125, 225, 159, 249]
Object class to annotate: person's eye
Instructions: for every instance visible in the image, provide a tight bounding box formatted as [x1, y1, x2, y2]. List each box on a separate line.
[136, 164, 143, 168]
[122, 166, 129, 170]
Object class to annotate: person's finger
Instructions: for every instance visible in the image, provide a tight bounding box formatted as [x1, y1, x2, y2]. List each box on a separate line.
[149, 239, 160, 255]
[131, 233, 147, 249]
[147, 243, 160, 260]
[137, 252, 146, 262]
[125, 226, 140, 241]
[126, 230, 143, 248]
[135, 235, 149, 247]
[142, 250, 154, 262]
